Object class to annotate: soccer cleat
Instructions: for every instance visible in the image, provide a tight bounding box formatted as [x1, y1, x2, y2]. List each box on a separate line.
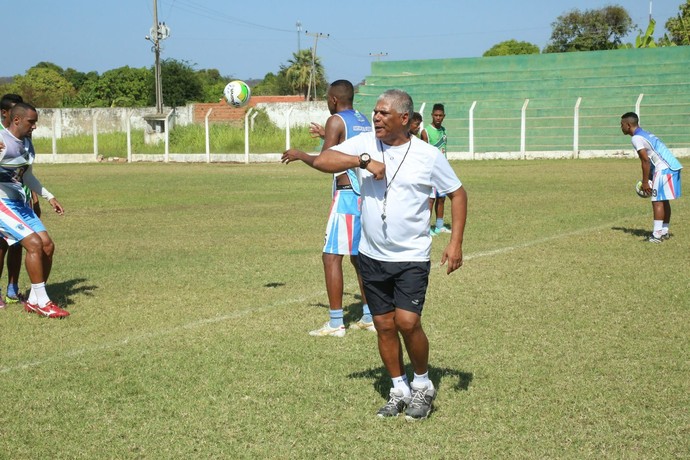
[661, 232, 671, 240]
[349, 319, 376, 332]
[437, 226, 451, 234]
[24, 301, 70, 319]
[405, 382, 436, 421]
[308, 322, 346, 337]
[5, 293, 26, 304]
[430, 227, 440, 237]
[377, 388, 410, 418]
[648, 234, 663, 244]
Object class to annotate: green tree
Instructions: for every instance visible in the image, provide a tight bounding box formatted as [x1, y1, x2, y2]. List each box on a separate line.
[544, 5, 634, 53]
[665, 0, 690, 45]
[196, 68, 228, 102]
[157, 59, 204, 107]
[283, 49, 326, 99]
[9, 67, 75, 107]
[92, 66, 151, 107]
[31, 61, 65, 75]
[251, 71, 292, 96]
[483, 40, 540, 57]
[63, 68, 98, 92]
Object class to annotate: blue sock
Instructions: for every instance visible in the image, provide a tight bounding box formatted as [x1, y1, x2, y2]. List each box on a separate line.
[361, 304, 373, 323]
[329, 309, 344, 328]
[436, 218, 444, 229]
[6, 284, 18, 298]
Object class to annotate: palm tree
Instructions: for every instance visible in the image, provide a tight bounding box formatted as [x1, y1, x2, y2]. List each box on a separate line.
[283, 49, 326, 100]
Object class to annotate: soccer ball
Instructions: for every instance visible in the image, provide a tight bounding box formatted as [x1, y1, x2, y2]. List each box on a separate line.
[223, 80, 251, 108]
[635, 179, 652, 198]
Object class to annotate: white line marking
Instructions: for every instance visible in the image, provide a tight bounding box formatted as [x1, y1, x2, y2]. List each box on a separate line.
[0, 222, 614, 375]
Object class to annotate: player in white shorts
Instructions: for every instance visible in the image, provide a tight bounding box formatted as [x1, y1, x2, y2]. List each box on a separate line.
[621, 112, 683, 243]
[282, 80, 373, 337]
[0, 102, 68, 318]
[323, 184, 361, 255]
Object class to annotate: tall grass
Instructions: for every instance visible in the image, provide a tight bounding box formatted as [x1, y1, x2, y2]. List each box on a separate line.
[31, 120, 320, 156]
[0, 160, 687, 458]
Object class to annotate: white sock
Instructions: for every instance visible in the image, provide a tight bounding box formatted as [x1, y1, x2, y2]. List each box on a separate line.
[662, 222, 669, 235]
[413, 372, 432, 389]
[653, 220, 663, 236]
[30, 282, 50, 308]
[392, 375, 410, 396]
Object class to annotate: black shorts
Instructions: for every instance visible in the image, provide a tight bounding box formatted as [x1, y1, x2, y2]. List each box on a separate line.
[358, 252, 430, 316]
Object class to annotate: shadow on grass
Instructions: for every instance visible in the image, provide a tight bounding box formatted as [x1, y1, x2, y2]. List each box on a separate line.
[348, 365, 473, 399]
[304, 294, 365, 324]
[47, 278, 97, 307]
[263, 282, 286, 288]
[611, 226, 652, 239]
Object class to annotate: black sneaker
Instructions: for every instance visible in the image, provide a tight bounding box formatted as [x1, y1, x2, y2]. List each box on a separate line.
[376, 388, 410, 418]
[405, 382, 436, 421]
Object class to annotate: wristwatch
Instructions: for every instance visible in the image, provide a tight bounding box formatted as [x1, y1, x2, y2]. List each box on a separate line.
[359, 153, 371, 169]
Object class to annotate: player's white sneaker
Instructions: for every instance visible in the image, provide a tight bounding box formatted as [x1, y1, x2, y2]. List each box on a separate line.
[648, 233, 663, 244]
[309, 322, 346, 337]
[349, 319, 376, 332]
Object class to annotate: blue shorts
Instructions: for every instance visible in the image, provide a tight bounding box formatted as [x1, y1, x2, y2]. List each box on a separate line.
[323, 188, 361, 255]
[651, 168, 681, 201]
[0, 198, 47, 245]
[430, 187, 446, 199]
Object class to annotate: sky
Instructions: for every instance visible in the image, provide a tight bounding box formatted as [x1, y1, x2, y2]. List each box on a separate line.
[3, 0, 682, 85]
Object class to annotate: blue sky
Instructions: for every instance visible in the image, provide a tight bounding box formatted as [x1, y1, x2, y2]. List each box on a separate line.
[4, 0, 682, 84]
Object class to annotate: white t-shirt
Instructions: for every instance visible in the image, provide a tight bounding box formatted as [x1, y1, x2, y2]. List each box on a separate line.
[332, 132, 462, 262]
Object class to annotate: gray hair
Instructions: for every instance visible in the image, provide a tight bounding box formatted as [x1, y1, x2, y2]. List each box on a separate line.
[377, 89, 414, 118]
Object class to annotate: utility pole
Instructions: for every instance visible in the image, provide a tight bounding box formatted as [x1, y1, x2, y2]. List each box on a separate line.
[305, 31, 328, 101]
[146, 0, 170, 114]
[296, 21, 302, 53]
[649, 1, 653, 21]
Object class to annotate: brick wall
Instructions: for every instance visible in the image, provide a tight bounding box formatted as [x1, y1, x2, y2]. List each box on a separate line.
[193, 95, 305, 123]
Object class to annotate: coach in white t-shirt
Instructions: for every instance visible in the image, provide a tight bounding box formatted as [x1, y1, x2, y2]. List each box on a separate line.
[283, 89, 467, 420]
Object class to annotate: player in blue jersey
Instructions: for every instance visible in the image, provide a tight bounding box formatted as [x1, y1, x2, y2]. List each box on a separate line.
[621, 112, 683, 243]
[0, 103, 67, 318]
[282, 80, 374, 336]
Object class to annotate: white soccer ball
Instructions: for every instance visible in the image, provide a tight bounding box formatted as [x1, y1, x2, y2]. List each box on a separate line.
[635, 179, 652, 198]
[223, 80, 251, 108]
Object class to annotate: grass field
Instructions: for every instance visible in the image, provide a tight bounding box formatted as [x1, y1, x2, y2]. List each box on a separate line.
[0, 159, 688, 458]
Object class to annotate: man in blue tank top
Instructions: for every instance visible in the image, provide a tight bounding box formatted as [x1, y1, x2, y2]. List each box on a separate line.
[281, 80, 374, 336]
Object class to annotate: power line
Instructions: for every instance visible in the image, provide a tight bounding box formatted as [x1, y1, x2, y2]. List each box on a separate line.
[159, 0, 294, 33]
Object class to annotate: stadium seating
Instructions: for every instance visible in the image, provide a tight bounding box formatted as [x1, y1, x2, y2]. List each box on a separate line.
[354, 47, 690, 155]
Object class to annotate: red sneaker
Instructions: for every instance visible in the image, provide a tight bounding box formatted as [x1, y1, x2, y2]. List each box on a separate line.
[25, 301, 70, 318]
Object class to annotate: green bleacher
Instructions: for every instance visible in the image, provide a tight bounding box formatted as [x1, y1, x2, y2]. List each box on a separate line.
[354, 47, 690, 154]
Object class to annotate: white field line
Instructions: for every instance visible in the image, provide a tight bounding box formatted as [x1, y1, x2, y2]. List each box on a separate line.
[0, 222, 613, 375]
